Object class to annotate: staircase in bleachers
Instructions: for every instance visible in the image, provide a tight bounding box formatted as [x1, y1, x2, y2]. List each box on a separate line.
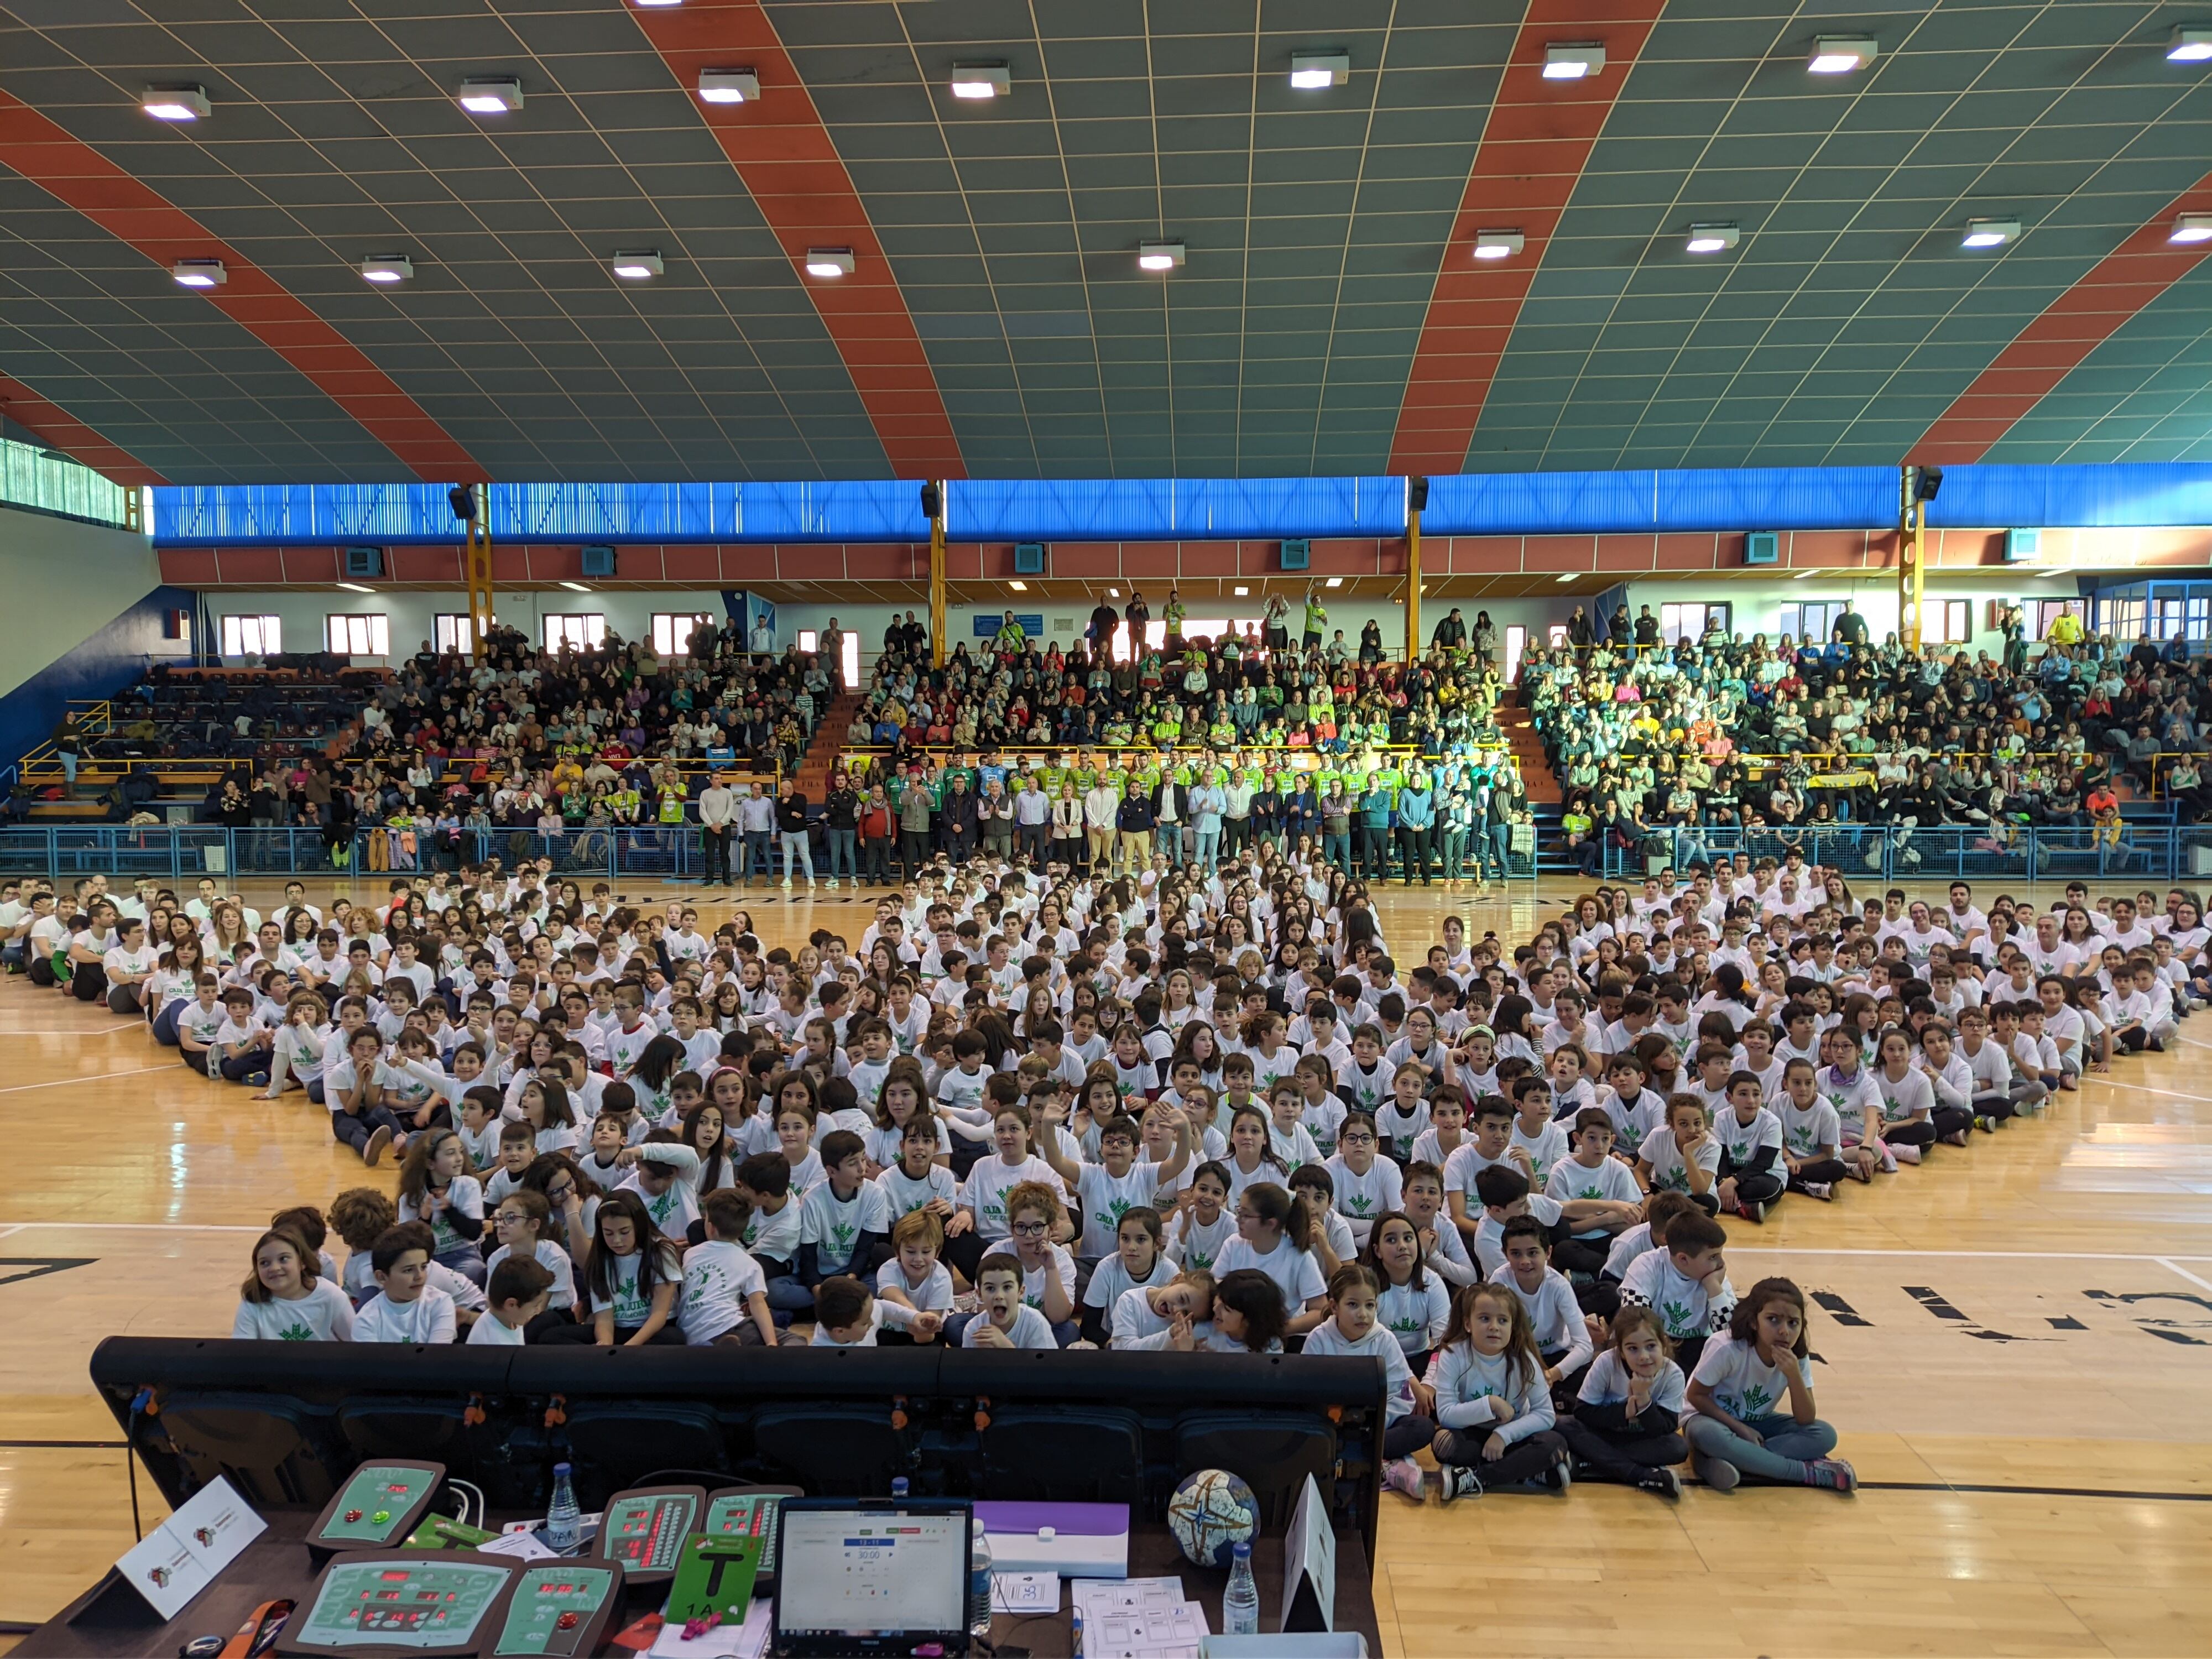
[794, 690, 863, 799]
[1501, 699, 1561, 805]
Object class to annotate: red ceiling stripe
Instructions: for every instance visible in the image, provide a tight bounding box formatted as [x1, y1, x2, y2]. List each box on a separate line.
[0, 369, 165, 485]
[1387, 0, 1670, 477]
[1912, 170, 2212, 463]
[0, 91, 482, 482]
[628, 1, 964, 479]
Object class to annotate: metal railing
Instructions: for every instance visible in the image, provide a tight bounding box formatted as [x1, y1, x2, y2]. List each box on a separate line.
[1547, 822, 2212, 884]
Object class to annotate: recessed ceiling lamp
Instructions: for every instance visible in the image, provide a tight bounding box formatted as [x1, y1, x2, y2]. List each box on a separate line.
[697, 70, 759, 103]
[1108, 587, 1121, 598]
[804, 247, 855, 278]
[611, 251, 664, 279]
[336, 581, 374, 594]
[359, 255, 413, 284]
[142, 85, 211, 121]
[1543, 44, 1604, 80]
[1324, 576, 1343, 588]
[1289, 52, 1350, 88]
[1234, 585, 1250, 596]
[631, 0, 682, 7]
[559, 580, 593, 592]
[950, 62, 1010, 99]
[1474, 229, 1525, 260]
[1808, 36, 1877, 74]
[171, 258, 226, 287]
[1961, 217, 2019, 249]
[1139, 240, 1185, 272]
[1794, 566, 1819, 580]
[1685, 222, 1740, 253]
[2169, 25, 2212, 60]
[458, 78, 523, 115]
[1009, 580, 1028, 591]
[2172, 213, 2212, 243]
[1556, 572, 1577, 583]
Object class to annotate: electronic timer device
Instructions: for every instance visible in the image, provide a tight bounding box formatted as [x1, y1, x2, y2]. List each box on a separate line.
[306, 1462, 447, 1568]
[703, 1485, 801, 1593]
[588, 1485, 704, 1587]
[488, 1563, 622, 1657]
[274, 1550, 517, 1658]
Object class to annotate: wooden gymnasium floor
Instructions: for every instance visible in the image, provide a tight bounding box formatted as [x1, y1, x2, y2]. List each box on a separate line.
[2, 875, 2209, 1657]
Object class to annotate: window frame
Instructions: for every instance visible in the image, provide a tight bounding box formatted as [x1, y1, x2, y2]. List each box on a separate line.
[541, 612, 606, 653]
[219, 613, 281, 658]
[653, 611, 718, 657]
[324, 612, 389, 658]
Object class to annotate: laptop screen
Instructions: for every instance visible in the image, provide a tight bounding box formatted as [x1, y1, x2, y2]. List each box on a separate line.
[774, 1504, 967, 1641]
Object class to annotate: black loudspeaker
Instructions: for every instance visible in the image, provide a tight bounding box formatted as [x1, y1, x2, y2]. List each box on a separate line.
[448, 484, 476, 521]
[1914, 465, 1943, 502]
[920, 482, 942, 519]
[1408, 476, 1430, 513]
[581, 544, 616, 578]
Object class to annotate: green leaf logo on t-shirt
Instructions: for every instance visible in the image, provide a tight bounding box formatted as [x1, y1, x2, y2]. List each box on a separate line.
[1346, 1193, 1374, 1216]
[278, 1321, 315, 1341]
[1187, 1247, 1215, 1270]
[1735, 1380, 1774, 1418]
[1387, 1313, 1421, 1333]
[1661, 1298, 1694, 1335]
[832, 1220, 857, 1251]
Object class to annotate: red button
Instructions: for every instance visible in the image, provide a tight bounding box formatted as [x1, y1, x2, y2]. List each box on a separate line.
[557, 1612, 580, 1630]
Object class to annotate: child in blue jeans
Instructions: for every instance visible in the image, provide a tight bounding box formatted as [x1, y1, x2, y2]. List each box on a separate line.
[1683, 1276, 1855, 1493]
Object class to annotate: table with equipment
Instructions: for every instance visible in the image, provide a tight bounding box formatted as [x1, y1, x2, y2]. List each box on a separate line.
[32, 1510, 1377, 1657]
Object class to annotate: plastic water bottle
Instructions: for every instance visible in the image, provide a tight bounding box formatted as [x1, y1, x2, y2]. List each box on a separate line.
[968, 1517, 994, 1639]
[544, 1463, 580, 1552]
[1223, 1541, 1259, 1636]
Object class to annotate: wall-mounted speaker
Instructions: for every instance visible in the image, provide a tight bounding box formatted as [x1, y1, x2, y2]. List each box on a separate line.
[1743, 531, 1778, 566]
[1013, 542, 1046, 575]
[581, 544, 616, 578]
[1280, 538, 1310, 571]
[342, 546, 383, 579]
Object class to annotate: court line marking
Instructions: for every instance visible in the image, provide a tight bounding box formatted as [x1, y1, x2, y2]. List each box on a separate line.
[0, 1065, 173, 1095]
[2156, 1258, 2212, 1292]
[0, 1026, 138, 1036]
[0, 1222, 262, 1232]
[1860, 1480, 2212, 1503]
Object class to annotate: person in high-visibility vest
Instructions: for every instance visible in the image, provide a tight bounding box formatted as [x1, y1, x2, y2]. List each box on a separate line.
[1302, 588, 1328, 650]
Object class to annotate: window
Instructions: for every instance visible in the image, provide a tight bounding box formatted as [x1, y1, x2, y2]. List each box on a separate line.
[325, 613, 389, 657]
[1920, 599, 1971, 646]
[542, 613, 605, 653]
[1777, 601, 1845, 644]
[219, 613, 280, 658]
[794, 628, 862, 689]
[2151, 596, 2187, 644]
[1109, 619, 1250, 664]
[653, 612, 717, 656]
[434, 613, 494, 655]
[1658, 601, 1729, 645]
[1504, 624, 1527, 683]
[2189, 596, 2211, 642]
[2033, 599, 2086, 640]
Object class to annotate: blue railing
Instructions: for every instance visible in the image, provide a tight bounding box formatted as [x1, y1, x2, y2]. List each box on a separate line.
[1543, 822, 2212, 885]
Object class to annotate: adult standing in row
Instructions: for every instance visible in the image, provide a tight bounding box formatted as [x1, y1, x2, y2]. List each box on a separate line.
[697, 772, 736, 886]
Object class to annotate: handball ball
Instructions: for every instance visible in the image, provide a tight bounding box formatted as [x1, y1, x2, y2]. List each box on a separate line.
[1167, 1468, 1259, 1569]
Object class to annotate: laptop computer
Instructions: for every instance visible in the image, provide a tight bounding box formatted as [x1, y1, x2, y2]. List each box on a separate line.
[770, 1497, 974, 1657]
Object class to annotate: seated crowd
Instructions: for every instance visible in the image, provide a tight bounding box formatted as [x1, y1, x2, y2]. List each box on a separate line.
[11, 843, 2204, 1503]
[1527, 602, 2212, 875]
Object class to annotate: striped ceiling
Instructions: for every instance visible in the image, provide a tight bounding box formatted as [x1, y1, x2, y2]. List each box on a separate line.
[4, 0, 2212, 486]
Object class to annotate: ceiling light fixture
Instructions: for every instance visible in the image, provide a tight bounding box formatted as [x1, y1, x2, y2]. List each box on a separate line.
[457, 77, 523, 115]
[950, 62, 1010, 99]
[1808, 35, 1877, 74]
[631, 0, 682, 7]
[697, 69, 759, 103]
[2170, 25, 2212, 60]
[611, 250, 664, 279]
[1556, 572, 1577, 583]
[1139, 239, 1186, 272]
[1685, 222, 1740, 254]
[1961, 216, 2020, 249]
[1473, 228, 1525, 260]
[1543, 43, 1605, 80]
[559, 580, 593, 593]
[359, 255, 413, 284]
[1108, 587, 1120, 598]
[142, 84, 211, 121]
[804, 247, 855, 278]
[1009, 580, 1027, 591]
[171, 258, 226, 288]
[2172, 213, 2212, 243]
[1234, 585, 1250, 596]
[1794, 566, 1819, 580]
[1289, 51, 1350, 88]
[336, 581, 374, 594]
[1324, 576, 1343, 588]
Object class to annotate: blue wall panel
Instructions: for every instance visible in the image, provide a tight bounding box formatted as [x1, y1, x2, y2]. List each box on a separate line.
[0, 586, 196, 775]
[1926, 463, 2212, 529]
[945, 476, 1404, 541]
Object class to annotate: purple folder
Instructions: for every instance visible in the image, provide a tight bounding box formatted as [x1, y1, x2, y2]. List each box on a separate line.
[974, 1501, 1131, 1577]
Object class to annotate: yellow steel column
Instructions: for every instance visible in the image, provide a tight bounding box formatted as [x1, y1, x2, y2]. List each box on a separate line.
[1405, 505, 1422, 661]
[928, 481, 947, 668]
[1897, 463, 1923, 653]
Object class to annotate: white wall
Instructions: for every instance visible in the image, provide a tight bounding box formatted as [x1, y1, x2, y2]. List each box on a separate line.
[0, 502, 163, 697]
[1614, 575, 2087, 654]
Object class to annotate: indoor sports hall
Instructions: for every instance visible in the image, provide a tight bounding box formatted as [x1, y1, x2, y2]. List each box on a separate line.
[2, 5, 2211, 1657]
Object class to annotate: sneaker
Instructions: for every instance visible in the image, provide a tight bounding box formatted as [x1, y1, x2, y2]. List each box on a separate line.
[1637, 1466, 1684, 1501]
[781, 876, 792, 889]
[1381, 1458, 1426, 1503]
[1739, 1199, 1766, 1223]
[1799, 1181, 1833, 1202]
[1437, 1466, 1484, 1504]
[1806, 1457, 1857, 1494]
[1892, 1142, 1922, 1165]
[1692, 1453, 1739, 1493]
[1542, 1458, 1573, 1494]
[363, 1125, 392, 1167]
[826, 879, 839, 890]
[1974, 1114, 1996, 1134]
[1943, 1129, 1970, 1147]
